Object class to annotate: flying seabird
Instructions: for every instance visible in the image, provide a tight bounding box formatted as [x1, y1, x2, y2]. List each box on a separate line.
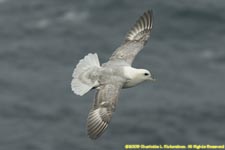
[71, 10, 154, 139]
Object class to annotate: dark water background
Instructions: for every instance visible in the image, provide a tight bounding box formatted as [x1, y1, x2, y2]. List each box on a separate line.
[1, 0, 225, 149]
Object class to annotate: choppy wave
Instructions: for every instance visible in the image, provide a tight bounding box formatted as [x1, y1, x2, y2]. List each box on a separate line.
[1, 0, 225, 149]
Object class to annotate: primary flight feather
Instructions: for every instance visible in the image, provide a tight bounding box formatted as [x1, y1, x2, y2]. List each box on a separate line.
[71, 10, 154, 139]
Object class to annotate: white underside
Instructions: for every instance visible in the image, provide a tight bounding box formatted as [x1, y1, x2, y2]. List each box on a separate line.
[123, 78, 144, 88]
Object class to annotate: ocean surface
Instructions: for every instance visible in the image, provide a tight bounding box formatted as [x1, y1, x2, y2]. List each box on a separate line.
[1, 0, 225, 149]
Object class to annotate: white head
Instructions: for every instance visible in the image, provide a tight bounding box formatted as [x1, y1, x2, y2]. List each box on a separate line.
[123, 67, 155, 88]
[136, 69, 154, 81]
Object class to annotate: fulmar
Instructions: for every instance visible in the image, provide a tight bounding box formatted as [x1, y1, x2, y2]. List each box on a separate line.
[71, 10, 154, 139]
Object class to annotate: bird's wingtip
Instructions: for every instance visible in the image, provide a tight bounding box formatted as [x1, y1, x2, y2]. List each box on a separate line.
[124, 9, 153, 42]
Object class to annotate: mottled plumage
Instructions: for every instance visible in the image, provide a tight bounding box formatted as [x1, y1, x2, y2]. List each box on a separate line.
[71, 10, 154, 139]
[110, 10, 153, 65]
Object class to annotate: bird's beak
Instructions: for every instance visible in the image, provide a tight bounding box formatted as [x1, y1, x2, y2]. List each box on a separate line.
[148, 76, 156, 81]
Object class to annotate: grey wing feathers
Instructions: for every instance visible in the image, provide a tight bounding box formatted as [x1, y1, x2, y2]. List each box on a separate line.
[109, 10, 153, 65]
[125, 10, 153, 42]
[87, 83, 122, 139]
[87, 107, 111, 139]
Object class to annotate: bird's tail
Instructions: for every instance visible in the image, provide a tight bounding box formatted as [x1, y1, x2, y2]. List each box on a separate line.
[71, 53, 100, 96]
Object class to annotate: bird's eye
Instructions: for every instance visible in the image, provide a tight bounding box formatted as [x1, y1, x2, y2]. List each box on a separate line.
[144, 73, 149, 76]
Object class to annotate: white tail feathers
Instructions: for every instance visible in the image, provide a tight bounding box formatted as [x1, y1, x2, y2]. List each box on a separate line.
[71, 53, 100, 96]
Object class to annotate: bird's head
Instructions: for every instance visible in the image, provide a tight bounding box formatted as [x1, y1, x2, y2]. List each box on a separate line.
[137, 69, 155, 81]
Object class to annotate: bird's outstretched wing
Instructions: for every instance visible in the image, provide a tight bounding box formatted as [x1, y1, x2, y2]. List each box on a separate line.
[109, 10, 153, 65]
[86, 83, 122, 139]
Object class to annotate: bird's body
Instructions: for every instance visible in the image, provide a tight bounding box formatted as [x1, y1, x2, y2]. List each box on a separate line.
[71, 10, 154, 139]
